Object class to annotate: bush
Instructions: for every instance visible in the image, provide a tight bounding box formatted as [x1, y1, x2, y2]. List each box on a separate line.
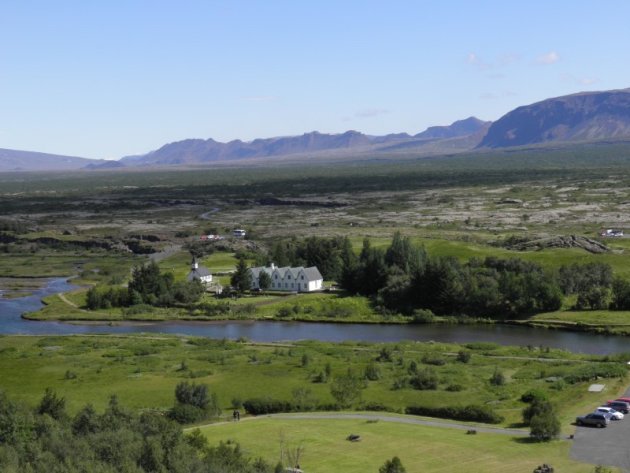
[421, 354, 446, 366]
[456, 350, 471, 363]
[465, 342, 499, 351]
[379, 456, 406, 473]
[364, 361, 381, 381]
[168, 403, 206, 424]
[405, 404, 504, 424]
[412, 309, 435, 324]
[489, 368, 506, 386]
[409, 368, 438, 390]
[521, 389, 549, 404]
[243, 398, 295, 415]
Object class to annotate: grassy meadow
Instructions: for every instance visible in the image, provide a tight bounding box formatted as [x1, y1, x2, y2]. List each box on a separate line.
[198, 417, 598, 473]
[0, 334, 626, 430]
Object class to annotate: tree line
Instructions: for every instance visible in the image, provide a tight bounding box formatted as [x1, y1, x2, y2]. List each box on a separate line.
[0, 389, 275, 473]
[267, 233, 630, 318]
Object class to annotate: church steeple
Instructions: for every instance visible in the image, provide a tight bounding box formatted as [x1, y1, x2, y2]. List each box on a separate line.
[191, 256, 198, 270]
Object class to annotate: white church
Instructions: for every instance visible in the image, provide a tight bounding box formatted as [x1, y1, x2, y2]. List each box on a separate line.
[249, 263, 323, 292]
[186, 257, 213, 284]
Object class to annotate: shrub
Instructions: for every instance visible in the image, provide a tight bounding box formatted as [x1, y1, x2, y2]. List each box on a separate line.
[456, 350, 471, 363]
[377, 346, 393, 362]
[364, 361, 381, 381]
[37, 388, 66, 420]
[465, 342, 499, 351]
[421, 354, 446, 366]
[521, 389, 549, 404]
[243, 398, 295, 415]
[168, 403, 206, 424]
[379, 456, 406, 473]
[489, 368, 506, 386]
[412, 309, 435, 324]
[409, 368, 438, 390]
[358, 402, 392, 412]
[405, 404, 504, 424]
[563, 363, 626, 384]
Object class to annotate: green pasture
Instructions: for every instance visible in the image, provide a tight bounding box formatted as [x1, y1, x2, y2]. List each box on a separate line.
[0, 335, 625, 429]
[199, 417, 599, 473]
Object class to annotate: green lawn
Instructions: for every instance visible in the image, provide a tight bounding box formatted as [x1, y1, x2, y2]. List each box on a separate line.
[199, 417, 599, 473]
[158, 251, 240, 281]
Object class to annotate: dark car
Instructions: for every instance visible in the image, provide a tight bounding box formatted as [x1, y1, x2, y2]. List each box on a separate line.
[576, 412, 611, 427]
[606, 400, 630, 414]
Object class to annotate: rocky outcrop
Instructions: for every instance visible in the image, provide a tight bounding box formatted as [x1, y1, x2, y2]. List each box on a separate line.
[505, 235, 609, 254]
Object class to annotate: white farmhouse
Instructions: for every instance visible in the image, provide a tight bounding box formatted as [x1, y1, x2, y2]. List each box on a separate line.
[186, 257, 213, 284]
[249, 263, 323, 292]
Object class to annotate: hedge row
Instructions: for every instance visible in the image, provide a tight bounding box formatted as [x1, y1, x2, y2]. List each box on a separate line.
[405, 404, 504, 424]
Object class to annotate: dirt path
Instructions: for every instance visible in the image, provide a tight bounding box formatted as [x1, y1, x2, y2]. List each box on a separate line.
[57, 292, 78, 308]
[199, 208, 221, 220]
[189, 412, 529, 437]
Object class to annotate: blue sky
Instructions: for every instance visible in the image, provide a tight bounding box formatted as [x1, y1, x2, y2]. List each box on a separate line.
[1, 1, 629, 159]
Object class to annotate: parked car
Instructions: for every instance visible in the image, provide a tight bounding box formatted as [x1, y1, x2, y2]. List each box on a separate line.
[596, 407, 624, 420]
[606, 400, 630, 414]
[613, 396, 630, 404]
[576, 412, 611, 427]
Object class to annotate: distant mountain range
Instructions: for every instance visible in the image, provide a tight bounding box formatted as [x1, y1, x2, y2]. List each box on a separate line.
[0, 149, 105, 172]
[4, 88, 630, 171]
[119, 117, 490, 167]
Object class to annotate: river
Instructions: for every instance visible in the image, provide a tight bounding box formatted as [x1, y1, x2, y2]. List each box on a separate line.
[1, 278, 629, 355]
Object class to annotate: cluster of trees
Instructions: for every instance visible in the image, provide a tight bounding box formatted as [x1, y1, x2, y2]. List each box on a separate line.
[86, 261, 204, 310]
[264, 236, 355, 280]
[340, 234, 562, 318]
[264, 233, 630, 318]
[0, 389, 276, 473]
[558, 262, 630, 311]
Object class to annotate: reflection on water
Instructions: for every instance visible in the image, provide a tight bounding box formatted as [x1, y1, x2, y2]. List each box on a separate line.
[1, 278, 629, 355]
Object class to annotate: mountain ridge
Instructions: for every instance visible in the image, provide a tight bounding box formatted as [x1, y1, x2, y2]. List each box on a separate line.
[479, 88, 630, 148]
[120, 117, 490, 166]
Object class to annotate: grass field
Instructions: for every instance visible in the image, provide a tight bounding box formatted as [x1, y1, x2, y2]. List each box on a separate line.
[198, 417, 601, 473]
[0, 335, 625, 430]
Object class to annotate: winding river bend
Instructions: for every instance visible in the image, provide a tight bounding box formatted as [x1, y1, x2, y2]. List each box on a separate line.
[1, 278, 629, 355]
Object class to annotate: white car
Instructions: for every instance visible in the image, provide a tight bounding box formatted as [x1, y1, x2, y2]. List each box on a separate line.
[596, 407, 624, 420]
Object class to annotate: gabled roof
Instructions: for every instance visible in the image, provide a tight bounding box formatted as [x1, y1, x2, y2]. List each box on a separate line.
[187, 266, 211, 281]
[249, 265, 322, 282]
[303, 266, 323, 281]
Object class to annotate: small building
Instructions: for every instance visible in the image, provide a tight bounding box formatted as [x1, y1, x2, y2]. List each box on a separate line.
[249, 263, 323, 292]
[186, 257, 213, 284]
[233, 229, 246, 238]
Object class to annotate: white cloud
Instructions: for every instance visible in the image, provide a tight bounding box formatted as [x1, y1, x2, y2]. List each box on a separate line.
[536, 51, 560, 65]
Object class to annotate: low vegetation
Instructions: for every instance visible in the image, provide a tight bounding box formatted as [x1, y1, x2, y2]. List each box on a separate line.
[0, 335, 626, 430]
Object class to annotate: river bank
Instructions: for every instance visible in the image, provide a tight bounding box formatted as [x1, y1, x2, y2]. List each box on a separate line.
[2, 277, 630, 354]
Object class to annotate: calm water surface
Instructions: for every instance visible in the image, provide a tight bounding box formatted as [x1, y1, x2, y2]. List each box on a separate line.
[1, 278, 629, 355]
